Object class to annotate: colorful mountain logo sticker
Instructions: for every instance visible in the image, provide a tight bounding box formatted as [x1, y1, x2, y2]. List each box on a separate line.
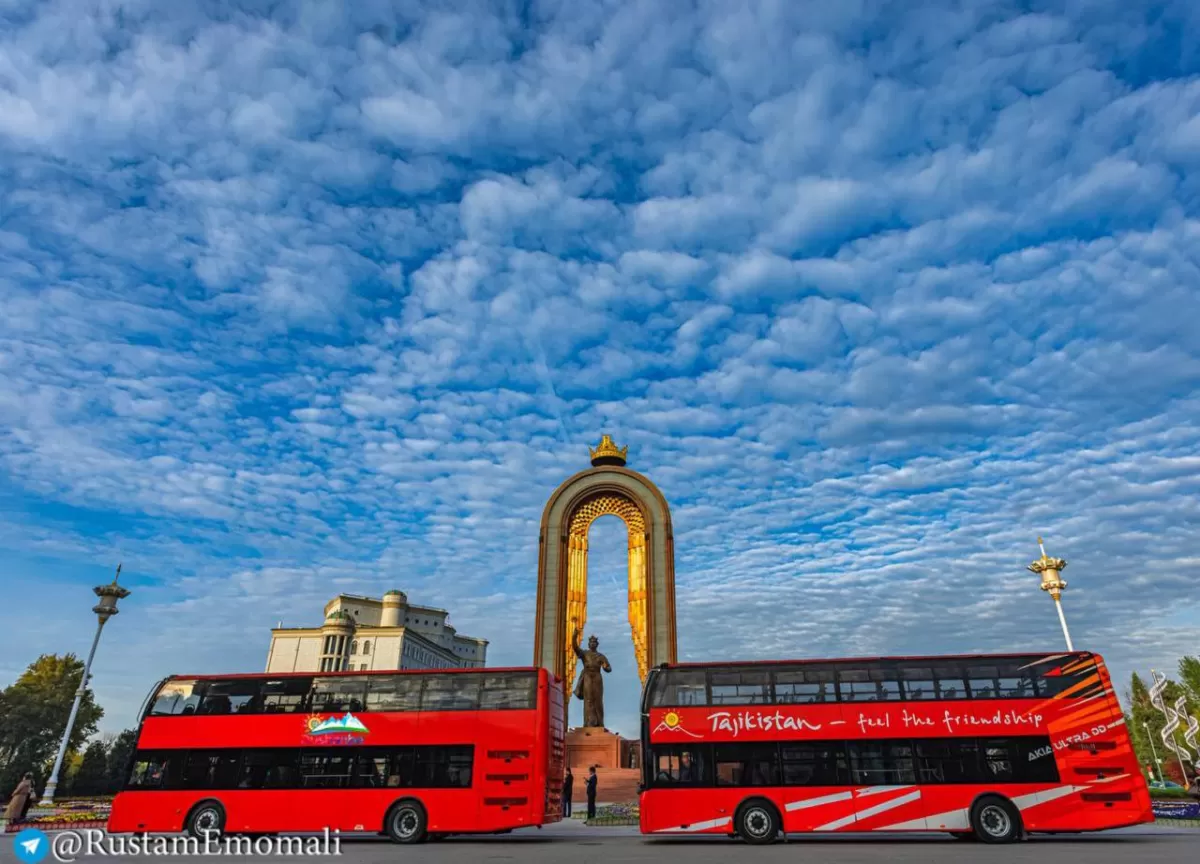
[306, 712, 369, 735]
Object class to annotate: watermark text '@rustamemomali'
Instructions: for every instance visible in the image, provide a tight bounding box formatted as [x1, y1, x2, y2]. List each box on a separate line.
[48, 829, 343, 861]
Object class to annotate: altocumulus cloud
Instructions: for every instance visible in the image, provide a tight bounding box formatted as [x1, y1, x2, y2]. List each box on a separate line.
[1, 0, 1199, 737]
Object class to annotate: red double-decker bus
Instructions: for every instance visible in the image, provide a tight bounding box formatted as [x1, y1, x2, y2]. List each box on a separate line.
[108, 667, 565, 843]
[639, 651, 1151, 844]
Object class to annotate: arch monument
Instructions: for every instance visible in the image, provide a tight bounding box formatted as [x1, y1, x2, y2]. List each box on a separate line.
[534, 435, 678, 729]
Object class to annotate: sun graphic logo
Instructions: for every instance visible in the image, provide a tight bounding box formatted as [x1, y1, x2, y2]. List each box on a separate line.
[654, 710, 701, 738]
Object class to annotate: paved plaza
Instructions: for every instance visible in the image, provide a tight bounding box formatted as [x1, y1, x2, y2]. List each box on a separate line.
[2, 823, 1194, 864]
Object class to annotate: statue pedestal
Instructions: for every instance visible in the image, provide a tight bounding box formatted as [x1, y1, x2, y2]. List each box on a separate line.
[566, 726, 622, 769]
[565, 726, 641, 804]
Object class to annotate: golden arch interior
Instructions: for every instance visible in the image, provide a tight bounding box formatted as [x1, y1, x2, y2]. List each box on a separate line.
[563, 493, 650, 703]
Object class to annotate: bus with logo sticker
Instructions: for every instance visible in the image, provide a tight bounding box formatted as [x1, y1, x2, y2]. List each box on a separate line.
[638, 651, 1151, 844]
[108, 667, 566, 843]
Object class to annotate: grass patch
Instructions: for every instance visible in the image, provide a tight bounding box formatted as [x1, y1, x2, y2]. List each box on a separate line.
[1150, 787, 1195, 800]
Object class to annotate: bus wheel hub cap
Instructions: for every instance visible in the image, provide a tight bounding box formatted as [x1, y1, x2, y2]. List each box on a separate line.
[746, 809, 769, 836]
[981, 806, 1010, 836]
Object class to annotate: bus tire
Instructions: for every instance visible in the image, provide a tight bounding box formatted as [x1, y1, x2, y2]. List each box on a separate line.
[970, 795, 1022, 844]
[735, 798, 781, 845]
[185, 800, 226, 840]
[385, 799, 428, 844]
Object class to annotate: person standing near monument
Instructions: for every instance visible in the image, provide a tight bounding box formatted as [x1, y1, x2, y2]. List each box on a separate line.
[585, 766, 598, 819]
[562, 767, 574, 817]
[571, 624, 612, 728]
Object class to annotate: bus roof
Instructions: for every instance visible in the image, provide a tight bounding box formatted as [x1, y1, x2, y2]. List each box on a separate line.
[163, 666, 544, 681]
[655, 650, 1094, 671]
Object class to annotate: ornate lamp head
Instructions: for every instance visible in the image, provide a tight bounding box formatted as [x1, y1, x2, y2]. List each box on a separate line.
[92, 563, 131, 622]
[589, 434, 628, 467]
[1027, 536, 1068, 599]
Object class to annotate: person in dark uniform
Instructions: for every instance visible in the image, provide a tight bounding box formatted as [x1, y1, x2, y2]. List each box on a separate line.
[562, 767, 574, 816]
[585, 766, 598, 819]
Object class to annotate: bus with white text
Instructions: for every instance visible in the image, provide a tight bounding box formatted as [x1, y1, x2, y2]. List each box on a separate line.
[639, 651, 1150, 844]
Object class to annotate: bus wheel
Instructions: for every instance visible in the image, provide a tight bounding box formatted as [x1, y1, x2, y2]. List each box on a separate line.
[735, 798, 780, 845]
[185, 800, 226, 840]
[970, 795, 1022, 844]
[385, 799, 428, 844]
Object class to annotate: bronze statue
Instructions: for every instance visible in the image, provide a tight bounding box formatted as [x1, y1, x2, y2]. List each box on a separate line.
[571, 623, 611, 728]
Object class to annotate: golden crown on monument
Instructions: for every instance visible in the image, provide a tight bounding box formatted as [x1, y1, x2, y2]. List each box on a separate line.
[589, 434, 628, 467]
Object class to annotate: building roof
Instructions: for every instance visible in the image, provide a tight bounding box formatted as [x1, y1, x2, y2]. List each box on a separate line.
[296, 592, 485, 646]
[322, 592, 450, 617]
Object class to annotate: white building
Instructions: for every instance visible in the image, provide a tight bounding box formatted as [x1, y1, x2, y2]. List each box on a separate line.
[265, 590, 488, 674]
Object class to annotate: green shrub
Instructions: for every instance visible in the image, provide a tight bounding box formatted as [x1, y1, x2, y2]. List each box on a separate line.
[1149, 787, 1192, 800]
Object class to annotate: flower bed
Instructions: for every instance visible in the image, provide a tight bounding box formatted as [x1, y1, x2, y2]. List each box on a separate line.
[23, 812, 110, 824]
[25, 798, 113, 813]
[4, 798, 112, 833]
[585, 803, 639, 826]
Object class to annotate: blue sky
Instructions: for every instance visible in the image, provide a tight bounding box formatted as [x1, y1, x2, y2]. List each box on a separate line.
[2, 0, 1199, 740]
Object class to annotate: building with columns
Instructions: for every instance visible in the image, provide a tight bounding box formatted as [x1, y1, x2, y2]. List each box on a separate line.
[265, 590, 488, 673]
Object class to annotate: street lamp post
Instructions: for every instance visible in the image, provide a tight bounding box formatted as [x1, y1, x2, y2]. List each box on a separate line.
[1028, 537, 1073, 651]
[1144, 721, 1163, 783]
[42, 565, 131, 805]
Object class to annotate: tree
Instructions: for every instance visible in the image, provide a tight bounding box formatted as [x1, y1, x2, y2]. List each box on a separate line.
[105, 730, 138, 794]
[60, 751, 84, 796]
[1127, 673, 1160, 780]
[1180, 656, 1200, 703]
[0, 654, 104, 796]
[70, 741, 110, 797]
